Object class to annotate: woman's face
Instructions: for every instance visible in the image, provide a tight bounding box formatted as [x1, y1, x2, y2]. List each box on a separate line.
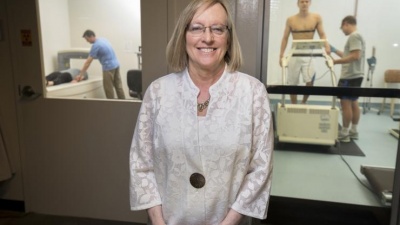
[186, 3, 229, 73]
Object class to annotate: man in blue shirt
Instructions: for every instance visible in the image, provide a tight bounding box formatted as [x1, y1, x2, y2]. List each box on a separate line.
[78, 30, 125, 99]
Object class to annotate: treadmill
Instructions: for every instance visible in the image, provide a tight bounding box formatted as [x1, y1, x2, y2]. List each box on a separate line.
[361, 165, 394, 206]
[276, 39, 339, 146]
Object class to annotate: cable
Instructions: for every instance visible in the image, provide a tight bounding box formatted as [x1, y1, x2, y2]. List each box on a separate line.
[312, 69, 338, 83]
[313, 69, 330, 81]
[337, 143, 378, 197]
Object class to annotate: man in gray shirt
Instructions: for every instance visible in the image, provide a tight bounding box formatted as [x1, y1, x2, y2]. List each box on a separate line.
[332, 15, 366, 143]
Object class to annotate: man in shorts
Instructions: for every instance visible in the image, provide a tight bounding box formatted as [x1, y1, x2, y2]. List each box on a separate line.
[332, 15, 366, 142]
[280, 0, 330, 104]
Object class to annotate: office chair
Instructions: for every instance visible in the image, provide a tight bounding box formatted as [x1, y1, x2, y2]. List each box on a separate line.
[127, 69, 143, 100]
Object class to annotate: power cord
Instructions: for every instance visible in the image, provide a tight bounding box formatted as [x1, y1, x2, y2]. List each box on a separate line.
[313, 69, 330, 81]
[336, 142, 378, 197]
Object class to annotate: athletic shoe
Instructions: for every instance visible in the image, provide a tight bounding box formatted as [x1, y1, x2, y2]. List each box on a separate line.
[349, 130, 359, 140]
[338, 132, 350, 143]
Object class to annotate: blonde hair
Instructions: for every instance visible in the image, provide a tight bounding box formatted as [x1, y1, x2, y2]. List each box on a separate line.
[166, 0, 242, 72]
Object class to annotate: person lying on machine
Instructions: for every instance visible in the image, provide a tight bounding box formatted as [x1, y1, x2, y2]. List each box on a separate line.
[45, 68, 88, 86]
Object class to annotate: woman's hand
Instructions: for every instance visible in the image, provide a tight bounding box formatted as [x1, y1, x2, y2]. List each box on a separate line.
[219, 209, 243, 225]
[147, 205, 166, 225]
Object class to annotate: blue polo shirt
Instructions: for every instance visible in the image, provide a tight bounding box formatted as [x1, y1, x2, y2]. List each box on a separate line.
[89, 37, 119, 71]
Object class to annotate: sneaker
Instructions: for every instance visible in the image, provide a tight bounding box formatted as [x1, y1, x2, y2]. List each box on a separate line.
[349, 130, 359, 140]
[338, 132, 350, 143]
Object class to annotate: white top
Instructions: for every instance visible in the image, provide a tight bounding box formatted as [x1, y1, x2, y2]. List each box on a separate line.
[129, 68, 274, 225]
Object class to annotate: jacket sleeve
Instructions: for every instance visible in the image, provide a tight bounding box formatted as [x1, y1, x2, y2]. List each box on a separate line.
[129, 82, 162, 211]
[231, 81, 274, 219]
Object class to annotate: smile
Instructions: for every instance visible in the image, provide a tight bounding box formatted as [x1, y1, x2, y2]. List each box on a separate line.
[199, 48, 216, 53]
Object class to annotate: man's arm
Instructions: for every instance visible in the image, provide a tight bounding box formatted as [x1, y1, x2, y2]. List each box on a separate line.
[279, 18, 291, 67]
[333, 49, 344, 58]
[333, 50, 361, 64]
[77, 56, 94, 81]
[315, 14, 331, 55]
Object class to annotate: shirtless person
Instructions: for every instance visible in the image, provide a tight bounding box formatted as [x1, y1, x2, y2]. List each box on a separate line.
[280, 0, 330, 104]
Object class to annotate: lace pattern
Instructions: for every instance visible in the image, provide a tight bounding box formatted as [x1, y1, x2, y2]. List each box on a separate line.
[129, 68, 274, 225]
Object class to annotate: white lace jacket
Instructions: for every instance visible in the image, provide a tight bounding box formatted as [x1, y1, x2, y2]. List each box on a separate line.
[129, 68, 274, 225]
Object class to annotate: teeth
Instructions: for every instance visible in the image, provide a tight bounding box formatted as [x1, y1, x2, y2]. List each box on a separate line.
[200, 48, 215, 53]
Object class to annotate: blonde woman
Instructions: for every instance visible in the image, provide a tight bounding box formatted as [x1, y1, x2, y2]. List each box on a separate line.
[129, 0, 273, 224]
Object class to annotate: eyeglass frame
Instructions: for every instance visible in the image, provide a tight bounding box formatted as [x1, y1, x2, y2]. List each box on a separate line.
[186, 24, 230, 36]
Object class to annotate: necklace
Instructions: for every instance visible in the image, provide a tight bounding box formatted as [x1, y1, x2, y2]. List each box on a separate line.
[197, 97, 210, 112]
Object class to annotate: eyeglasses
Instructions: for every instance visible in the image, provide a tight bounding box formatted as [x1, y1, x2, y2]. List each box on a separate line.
[187, 24, 229, 36]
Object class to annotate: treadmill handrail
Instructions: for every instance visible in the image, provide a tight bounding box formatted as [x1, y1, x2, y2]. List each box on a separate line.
[280, 39, 336, 108]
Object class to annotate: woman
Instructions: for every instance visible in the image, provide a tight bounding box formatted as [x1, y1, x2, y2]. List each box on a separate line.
[129, 0, 274, 224]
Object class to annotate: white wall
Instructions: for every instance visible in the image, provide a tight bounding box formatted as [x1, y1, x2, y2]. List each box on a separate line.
[357, 0, 400, 89]
[38, 0, 142, 99]
[267, 0, 400, 92]
[37, 0, 71, 75]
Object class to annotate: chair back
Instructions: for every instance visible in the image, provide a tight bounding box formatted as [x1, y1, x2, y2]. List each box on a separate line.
[127, 70, 143, 99]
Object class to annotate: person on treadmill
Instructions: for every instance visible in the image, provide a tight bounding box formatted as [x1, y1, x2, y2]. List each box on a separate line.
[279, 0, 330, 104]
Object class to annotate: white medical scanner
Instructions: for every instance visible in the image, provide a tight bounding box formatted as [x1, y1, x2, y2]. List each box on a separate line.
[57, 48, 90, 70]
[46, 48, 105, 99]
